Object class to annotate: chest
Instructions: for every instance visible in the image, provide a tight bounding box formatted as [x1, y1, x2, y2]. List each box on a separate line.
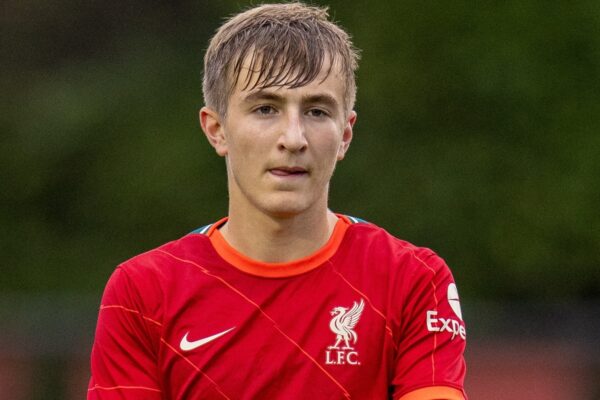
[157, 265, 397, 399]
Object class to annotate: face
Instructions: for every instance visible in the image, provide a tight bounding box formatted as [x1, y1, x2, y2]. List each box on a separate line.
[200, 60, 356, 219]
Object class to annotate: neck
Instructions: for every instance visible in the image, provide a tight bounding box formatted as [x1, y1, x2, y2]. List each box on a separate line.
[220, 207, 338, 263]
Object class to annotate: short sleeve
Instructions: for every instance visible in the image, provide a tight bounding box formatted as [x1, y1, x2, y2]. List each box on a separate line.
[88, 267, 163, 400]
[392, 250, 467, 399]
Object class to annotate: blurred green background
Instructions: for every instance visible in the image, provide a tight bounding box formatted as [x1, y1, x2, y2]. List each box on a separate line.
[1, 0, 599, 399]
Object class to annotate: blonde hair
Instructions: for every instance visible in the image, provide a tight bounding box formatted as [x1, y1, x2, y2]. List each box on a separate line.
[203, 2, 360, 116]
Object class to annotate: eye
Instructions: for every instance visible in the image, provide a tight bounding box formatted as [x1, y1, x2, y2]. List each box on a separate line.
[307, 108, 329, 118]
[254, 105, 277, 115]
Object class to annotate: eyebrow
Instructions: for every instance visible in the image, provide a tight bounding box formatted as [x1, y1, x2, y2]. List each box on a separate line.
[302, 93, 339, 110]
[242, 90, 283, 104]
[242, 90, 340, 110]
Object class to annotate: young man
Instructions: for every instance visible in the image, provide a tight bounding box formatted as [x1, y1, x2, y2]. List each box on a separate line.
[88, 3, 467, 400]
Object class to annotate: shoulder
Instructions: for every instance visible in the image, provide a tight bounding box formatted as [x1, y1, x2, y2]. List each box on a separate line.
[102, 225, 218, 303]
[117, 226, 214, 277]
[99, 224, 217, 315]
[342, 215, 450, 276]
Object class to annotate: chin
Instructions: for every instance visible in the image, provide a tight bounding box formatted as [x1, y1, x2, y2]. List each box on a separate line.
[262, 203, 308, 218]
[258, 195, 312, 218]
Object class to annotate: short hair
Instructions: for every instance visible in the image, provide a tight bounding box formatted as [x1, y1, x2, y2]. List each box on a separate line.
[202, 2, 360, 116]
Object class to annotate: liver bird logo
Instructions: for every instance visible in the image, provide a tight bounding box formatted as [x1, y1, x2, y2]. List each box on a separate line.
[328, 299, 365, 350]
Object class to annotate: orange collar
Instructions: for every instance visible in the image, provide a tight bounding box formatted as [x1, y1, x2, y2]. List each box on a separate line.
[207, 215, 351, 278]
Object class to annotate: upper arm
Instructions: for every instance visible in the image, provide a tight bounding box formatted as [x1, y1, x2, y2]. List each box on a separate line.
[391, 250, 467, 399]
[397, 385, 465, 400]
[88, 267, 163, 400]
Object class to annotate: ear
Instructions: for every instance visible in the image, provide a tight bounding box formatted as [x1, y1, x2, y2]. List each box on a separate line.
[200, 106, 228, 156]
[337, 110, 356, 160]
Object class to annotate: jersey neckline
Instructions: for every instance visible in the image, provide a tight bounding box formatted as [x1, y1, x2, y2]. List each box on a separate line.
[206, 215, 352, 278]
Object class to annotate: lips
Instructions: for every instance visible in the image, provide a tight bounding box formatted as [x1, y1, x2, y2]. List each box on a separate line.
[268, 166, 308, 176]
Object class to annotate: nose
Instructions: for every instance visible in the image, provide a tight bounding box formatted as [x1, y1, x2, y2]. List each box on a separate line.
[277, 111, 308, 153]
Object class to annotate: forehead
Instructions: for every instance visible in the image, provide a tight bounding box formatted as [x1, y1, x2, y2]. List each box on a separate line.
[229, 53, 346, 102]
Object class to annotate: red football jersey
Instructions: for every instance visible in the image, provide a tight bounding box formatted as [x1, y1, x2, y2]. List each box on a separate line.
[88, 215, 467, 399]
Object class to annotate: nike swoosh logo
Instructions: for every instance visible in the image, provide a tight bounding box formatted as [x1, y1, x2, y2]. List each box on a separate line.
[179, 327, 235, 351]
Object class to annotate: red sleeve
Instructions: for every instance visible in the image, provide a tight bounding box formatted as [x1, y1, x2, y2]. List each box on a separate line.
[392, 250, 467, 399]
[88, 267, 163, 400]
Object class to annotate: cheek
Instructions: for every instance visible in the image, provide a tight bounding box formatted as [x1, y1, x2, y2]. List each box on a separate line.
[227, 135, 266, 174]
[319, 128, 345, 156]
[314, 139, 343, 172]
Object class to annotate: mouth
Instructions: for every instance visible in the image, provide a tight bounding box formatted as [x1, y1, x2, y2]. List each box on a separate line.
[268, 166, 308, 177]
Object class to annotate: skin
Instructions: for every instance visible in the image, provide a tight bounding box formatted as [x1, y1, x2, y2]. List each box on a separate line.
[200, 58, 357, 263]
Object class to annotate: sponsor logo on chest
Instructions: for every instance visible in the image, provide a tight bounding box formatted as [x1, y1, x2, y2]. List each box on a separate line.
[324, 298, 365, 366]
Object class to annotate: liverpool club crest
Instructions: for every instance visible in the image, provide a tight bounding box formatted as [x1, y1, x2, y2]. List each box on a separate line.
[325, 299, 365, 366]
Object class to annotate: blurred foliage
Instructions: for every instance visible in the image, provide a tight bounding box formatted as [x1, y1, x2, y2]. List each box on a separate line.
[1, 0, 599, 300]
